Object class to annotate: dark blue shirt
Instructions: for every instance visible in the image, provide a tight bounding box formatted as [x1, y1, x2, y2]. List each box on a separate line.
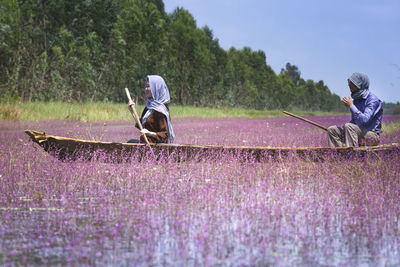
[350, 91, 383, 133]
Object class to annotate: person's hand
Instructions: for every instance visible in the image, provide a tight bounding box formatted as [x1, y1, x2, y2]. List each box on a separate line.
[140, 128, 156, 136]
[127, 99, 135, 112]
[342, 97, 354, 108]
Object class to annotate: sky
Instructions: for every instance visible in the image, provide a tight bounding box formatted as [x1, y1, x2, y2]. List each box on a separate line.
[163, 0, 400, 103]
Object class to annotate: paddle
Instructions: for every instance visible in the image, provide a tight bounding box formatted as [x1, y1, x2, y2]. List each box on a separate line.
[125, 87, 155, 156]
[282, 111, 328, 131]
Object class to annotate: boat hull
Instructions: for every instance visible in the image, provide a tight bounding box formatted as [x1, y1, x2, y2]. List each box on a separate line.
[25, 130, 400, 162]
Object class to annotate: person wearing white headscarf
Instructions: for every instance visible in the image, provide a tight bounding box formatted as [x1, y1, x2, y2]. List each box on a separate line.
[127, 75, 175, 144]
[327, 72, 383, 147]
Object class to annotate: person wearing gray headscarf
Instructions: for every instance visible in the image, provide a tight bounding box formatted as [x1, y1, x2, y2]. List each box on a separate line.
[327, 72, 383, 147]
[127, 75, 175, 144]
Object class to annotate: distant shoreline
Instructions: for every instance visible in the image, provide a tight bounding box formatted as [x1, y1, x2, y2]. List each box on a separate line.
[0, 101, 348, 122]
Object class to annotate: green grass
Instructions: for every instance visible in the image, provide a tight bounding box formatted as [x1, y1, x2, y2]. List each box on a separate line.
[0, 101, 346, 122]
[382, 121, 400, 135]
[0, 102, 131, 122]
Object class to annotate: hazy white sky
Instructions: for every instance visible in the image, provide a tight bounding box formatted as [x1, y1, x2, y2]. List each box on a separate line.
[163, 0, 400, 103]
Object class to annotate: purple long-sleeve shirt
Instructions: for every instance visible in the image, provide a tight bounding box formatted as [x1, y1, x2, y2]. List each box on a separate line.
[350, 91, 383, 133]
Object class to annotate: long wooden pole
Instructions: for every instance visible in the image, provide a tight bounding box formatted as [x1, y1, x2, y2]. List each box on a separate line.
[125, 88, 155, 155]
[282, 111, 328, 131]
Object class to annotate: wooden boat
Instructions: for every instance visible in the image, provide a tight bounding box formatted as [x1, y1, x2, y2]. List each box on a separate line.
[25, 130, 400, 162]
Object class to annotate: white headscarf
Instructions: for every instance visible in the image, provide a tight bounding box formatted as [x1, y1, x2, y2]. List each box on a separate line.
[348, 72, 370, 100]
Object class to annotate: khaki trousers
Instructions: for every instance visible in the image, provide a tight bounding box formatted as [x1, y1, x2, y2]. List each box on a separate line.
[328, 123, 380, 147]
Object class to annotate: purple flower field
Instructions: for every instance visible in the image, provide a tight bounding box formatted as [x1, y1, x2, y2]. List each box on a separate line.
[1, 115, 400, 265]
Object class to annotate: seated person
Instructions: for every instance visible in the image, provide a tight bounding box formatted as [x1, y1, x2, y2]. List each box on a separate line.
[328, 72, 382, 147]
[127, 75, 175, 144]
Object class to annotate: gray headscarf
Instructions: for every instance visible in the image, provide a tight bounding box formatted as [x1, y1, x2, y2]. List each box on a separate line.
[142, 75, 175, 143]
[348, 72, 370, 100]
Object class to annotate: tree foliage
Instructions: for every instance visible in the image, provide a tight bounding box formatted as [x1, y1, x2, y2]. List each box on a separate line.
[0, 0, 345, 111]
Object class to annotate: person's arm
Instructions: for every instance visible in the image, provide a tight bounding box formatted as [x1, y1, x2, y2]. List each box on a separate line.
[342, 97, 356, 124]
[133, 107, 148, 130]
[140, 112, 169, 143]
[127, 99, 142, 130]
[349, 98, 381, 126]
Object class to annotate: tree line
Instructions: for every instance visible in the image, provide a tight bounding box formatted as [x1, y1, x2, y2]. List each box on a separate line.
[0, 0, 346, 111]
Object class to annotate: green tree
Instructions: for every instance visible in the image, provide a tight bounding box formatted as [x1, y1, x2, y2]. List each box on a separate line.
[168, 8, 210, 105]
[281, 62, 301, 86]
[0, 0, 346, 112]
